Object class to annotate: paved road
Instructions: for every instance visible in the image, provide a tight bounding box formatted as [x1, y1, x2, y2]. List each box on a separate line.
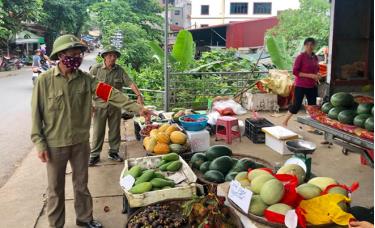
[0, 51, 98, 188]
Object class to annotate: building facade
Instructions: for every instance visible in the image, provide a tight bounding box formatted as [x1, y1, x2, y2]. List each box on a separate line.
[160, 0, 192, 28]
[191, 0, 299, 28]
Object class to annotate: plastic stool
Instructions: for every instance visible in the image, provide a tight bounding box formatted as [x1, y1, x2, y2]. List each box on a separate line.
[215, 116, 241, 144]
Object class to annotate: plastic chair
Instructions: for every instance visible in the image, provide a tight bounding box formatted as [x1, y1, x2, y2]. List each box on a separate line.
[215, 116, 241, 144]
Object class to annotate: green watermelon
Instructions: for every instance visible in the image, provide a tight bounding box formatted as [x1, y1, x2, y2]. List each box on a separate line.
[365, 117, 374, 132]
[328, 107, 345, 120]
[357, 103, 374, 115]
[190, 153, 207, 169]
[330, 92, 355, 107]
[354, 114, 371, 128]
[321, 102, 334, 114]
[338, 110, 357, 125]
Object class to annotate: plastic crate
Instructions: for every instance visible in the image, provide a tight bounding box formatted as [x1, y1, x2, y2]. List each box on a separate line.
[245, 118, 274, 143]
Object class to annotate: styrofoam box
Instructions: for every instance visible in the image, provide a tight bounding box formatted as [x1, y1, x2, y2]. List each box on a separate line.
[186, 130, 210, 152]
[242, 92, 279, 111]
[262, 126, 299, 155]
[265, 134, 293, 155]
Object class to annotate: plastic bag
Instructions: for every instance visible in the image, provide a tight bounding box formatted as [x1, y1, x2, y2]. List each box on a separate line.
[259, 69, 294, 97]
[297, 194, 354, 227]
[213, 99, 247, 115]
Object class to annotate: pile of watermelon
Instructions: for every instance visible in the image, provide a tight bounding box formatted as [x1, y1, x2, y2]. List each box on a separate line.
[321, 92, 374, 132]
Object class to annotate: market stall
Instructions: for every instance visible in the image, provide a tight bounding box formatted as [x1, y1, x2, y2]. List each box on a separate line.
[298, 116, 374, 166]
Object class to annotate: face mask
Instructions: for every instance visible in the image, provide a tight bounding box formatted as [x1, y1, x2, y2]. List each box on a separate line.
[61, 55, 83, 70]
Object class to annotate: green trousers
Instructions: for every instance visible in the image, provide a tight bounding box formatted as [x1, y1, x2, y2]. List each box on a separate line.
[91, 105, 122, 157]
[47, 142, 93, 228]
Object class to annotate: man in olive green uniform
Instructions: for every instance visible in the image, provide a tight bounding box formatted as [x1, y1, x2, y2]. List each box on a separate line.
[89, 49, 143, 165]
[31, 34, 150, 228]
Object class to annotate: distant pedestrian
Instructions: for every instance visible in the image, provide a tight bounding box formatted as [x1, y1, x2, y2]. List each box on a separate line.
[31, 34, 151, 228]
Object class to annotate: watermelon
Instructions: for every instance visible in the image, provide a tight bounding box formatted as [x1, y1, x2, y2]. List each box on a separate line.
[365, 117, 374, 132]
[190, 153, 207, 169]
[330, 92, 355, 107]
[321, 102, 334, 114]
[328, 107, 345, 120]
[357, 103, 374, 115]
[354, 114, 371, 128]
[338, 110, 357, 125]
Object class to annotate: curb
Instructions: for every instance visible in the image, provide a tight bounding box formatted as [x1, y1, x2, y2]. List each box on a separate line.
[0, 67, 31, 79]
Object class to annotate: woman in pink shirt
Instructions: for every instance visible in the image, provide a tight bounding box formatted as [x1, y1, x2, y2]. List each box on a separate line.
[283, 38, 321, 126]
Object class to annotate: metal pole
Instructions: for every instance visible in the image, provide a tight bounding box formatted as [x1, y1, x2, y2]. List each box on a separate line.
[163, 1, 170, 111]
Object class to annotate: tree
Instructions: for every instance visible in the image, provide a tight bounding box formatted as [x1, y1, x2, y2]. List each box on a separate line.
[38, 0, 99, 54]
[0, 0, 43, 46]
[103, 22, 154, 71]
[90, 0, 163, 42]
[267, 0, 330, 54]
[89, 0, 164, 71]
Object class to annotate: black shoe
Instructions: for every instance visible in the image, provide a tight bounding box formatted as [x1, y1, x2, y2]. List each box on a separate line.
[76, 219, 103, 228]
[108, 153, 123, 162]
[89, 156, 100, 166]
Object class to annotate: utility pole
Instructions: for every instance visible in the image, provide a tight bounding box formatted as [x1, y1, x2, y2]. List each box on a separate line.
[163, 1, 170, 111]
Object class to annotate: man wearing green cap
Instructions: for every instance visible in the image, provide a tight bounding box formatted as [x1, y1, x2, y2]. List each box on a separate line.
[89, 49, 143, 166]
[31, 34, 151, 228]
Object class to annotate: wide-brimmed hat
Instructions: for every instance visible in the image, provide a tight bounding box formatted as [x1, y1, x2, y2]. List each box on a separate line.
[101, 48, 121, 58]
[49, 34, 87, 60]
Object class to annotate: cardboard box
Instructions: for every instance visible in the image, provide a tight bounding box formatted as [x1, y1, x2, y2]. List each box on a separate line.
[186, 130, 210, 152]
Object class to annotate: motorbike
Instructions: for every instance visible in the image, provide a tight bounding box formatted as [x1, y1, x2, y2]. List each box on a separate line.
[32, 63, 50, 85]
[0, 55, 23, 71]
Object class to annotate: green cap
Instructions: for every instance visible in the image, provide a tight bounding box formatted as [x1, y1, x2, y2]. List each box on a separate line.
[49, 34, 87, 60]
[101, 48, 121, 58]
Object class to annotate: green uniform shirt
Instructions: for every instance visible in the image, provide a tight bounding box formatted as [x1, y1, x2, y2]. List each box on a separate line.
[90, 63, 133, 108]
[31, 66, 142, 152]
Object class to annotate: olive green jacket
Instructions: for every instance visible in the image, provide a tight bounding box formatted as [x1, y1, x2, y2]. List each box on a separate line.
[31, 66, 141, 151]
[90, 63, 133, 108]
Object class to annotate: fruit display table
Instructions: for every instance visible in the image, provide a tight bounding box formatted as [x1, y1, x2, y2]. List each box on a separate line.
[297, 116, 374, 167]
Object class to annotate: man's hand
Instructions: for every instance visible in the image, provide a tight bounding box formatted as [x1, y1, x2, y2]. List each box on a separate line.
[38, 150, 49, 163]
[349, 221, 374, 228]
[139, 107, 153, 123]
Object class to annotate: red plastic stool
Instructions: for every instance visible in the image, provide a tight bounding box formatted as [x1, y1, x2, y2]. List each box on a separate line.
[215, 116, 241, 144]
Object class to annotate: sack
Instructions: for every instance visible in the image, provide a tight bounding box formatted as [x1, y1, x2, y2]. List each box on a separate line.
[259, 69, 294, 97]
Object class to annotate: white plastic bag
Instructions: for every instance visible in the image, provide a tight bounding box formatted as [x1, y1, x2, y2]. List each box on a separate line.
[213, 99, 247, 115]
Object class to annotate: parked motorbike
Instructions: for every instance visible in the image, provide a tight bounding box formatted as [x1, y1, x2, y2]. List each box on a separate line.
[0, 55, 22, 71]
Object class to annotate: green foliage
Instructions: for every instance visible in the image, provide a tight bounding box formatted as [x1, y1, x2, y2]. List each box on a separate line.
[192, 49, 254, 72]
[171, 30, 195, 70]
[102, 22, 153, 71]
[38, 0, 99, 53]
[0, 0, 43, 45]
[90, 0, 163, 42]
[90, 0, 163, 71]
[265, 35, 293, 70]
[267, 0, 330, 54]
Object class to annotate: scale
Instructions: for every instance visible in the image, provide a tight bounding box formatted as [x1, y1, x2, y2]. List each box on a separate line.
[285, 139, 317, 180]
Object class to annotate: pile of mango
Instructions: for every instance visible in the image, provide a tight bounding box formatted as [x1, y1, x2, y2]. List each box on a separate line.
[234, 163, 347, 219]
[126, 153, 183, 194]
